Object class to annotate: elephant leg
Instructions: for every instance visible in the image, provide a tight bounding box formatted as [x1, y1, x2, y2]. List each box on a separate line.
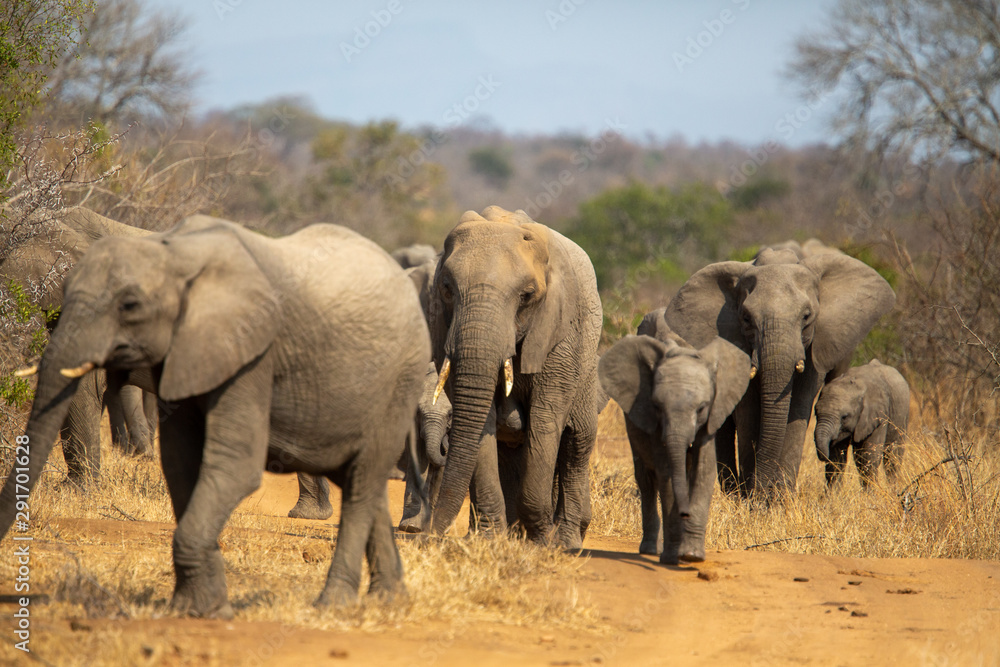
[824, 441, 849, 487]
[627, 425, 661, 556]
[61, 371, 103, 487]
[119, 384, 155, 456]
[288, 473, 334, 520]
[778, 367, 825, 495]
[883, 426, 904, 482]
[679, 437, 717, 563]
[166, 359, 270, 619]
[734, 388, 760, 498]
[715, 415, 738, 496]
[854, 425, 886, 489]
[517, 418, 562, 545]
[365, 488, 405, 601]
[143, 389, 159, 433]
[497, 441, 523, 534]
[657, 473, 682, 566]
[399, 431, 430, 533]
[554, 411, 597, 551]
[468, 429, 506, 536]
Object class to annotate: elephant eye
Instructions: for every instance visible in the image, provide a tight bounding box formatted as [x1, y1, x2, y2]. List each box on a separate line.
[803, 310, 812, 322]
[119, 298, 141, 314]
[440, 281, 453, 304]
[520, 286, 536, 305]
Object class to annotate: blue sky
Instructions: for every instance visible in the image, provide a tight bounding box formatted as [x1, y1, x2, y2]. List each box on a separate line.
[149, 0, 838, 145]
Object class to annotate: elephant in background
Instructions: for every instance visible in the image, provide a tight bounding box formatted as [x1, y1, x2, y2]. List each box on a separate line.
[0, 216, 430, 616]
[814, 360, 909, 488]
[391, 243, 438, 269]
[755, 238, 842, 262]
[1, 207, 157, 483]
[665, 248, 895, 500]
[428, 206, 603, 549]
[599, 308, 750, 564]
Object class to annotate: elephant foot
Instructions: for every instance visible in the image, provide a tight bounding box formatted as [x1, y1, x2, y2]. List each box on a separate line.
[659, 549, 680, 566]
[678, 534, 706, 563]
[557, 524, 584, 551]
[678, 550, 705, 563]
[388, 466, 405, 481]
[59, 474, 96, 493]
[315, 580, 359, 609]
[638, 537, 661, 556]
[288, 498, 334, 521]
[367, 578, 408, 604]
[171, 562, 231, 619]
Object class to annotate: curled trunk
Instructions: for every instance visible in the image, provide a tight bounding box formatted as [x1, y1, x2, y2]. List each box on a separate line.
[813, 417, 838, 462]
[422, 413, 449, 469]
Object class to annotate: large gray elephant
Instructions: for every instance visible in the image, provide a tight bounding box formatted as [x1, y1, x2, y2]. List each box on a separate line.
[599, 308, 750, 563]
[1, 207, 157, 482]
[0, 216, 430, 617]
[813, 359, 909, 488]
[427, 206, 602, 549]
[665, 248, 895, 499]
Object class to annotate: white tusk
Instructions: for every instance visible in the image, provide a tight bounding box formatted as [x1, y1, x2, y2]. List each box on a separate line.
[503, 358, 514, 397]
[14, 365, 38, 378]
[60, 362, 95, 378]
[749, 366, 757, 380]
[433, 358, 450, 405]
[795, 360, 805, 373]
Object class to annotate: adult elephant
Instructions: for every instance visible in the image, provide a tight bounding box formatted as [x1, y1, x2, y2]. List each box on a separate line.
[428, 206, 602, 549]
[664, 248, 895, 499]
[0, 216, 429, 616]
[1, 207, 157, 482]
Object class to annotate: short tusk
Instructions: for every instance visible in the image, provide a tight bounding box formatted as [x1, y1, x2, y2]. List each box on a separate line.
[432, 358, 450, 405]
[60, 361, 95, 378]
[795, 359, 805, 373]
[14, 365, 38, 378]
[503, 358, 514, 397]
[749, 366, 757, 380]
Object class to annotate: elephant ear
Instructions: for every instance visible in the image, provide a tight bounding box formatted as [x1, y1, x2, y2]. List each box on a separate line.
[853, 390, 881, 443]
[805, 253, 896, 372]
[698, 337, 751, 434]
[598, 335, 674, 434]
[518, 222, 570, 374]
[665, 261, 748, 350]
[428, 254, 450, 370]
[159, 233, 280, 401]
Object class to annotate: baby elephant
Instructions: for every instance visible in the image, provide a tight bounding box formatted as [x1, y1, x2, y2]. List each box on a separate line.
[814, 359, 909, 488]
[599, 309, 750, 564]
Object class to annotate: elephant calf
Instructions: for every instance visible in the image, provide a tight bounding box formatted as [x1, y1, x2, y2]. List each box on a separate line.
[814, 360, 909, 488]
[599, 309, 750, 564]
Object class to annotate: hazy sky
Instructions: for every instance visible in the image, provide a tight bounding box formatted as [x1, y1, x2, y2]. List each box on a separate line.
[148, 0, 838, 145]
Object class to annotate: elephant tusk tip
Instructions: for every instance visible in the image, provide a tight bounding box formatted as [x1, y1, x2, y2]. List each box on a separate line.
[59, 361, 96, 378]
[433, 358, 451, 405]
[13, 364, 38, 378]
[749, 366, 757, 380]
[795, 359, 806, 373]
[503, 358, 513, 397]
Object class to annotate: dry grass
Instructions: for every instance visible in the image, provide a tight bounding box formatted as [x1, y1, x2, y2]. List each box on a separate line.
[589, 394, 1000, 561]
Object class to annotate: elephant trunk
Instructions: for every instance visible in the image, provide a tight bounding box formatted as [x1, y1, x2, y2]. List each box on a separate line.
[666, 433, 691, 519]
[754, 331, 797, 497]
[814, 416, 838, 462]
[0, 350, 87, 539]
[430, 312, 504, 535]
[422, 413, 449, 469]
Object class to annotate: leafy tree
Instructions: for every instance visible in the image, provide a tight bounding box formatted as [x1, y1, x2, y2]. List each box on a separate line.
[788, 0, 1000, 165]
[1, 0, 95, 190]
[468, 146, 514, 189]
[567, 182, 733, 289]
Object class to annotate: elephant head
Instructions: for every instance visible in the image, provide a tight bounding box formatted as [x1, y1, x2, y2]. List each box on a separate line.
[813, 366, 885, 462]
[417, 361, 451, 468]
[598, 335, 750, 517]
[665, 250, 895, 495]
[428, 206, 573, 533]
[0, 218, 280, 537]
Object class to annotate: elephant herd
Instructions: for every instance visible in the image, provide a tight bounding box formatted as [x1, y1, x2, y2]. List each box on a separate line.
[0, 206, 909, 618]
